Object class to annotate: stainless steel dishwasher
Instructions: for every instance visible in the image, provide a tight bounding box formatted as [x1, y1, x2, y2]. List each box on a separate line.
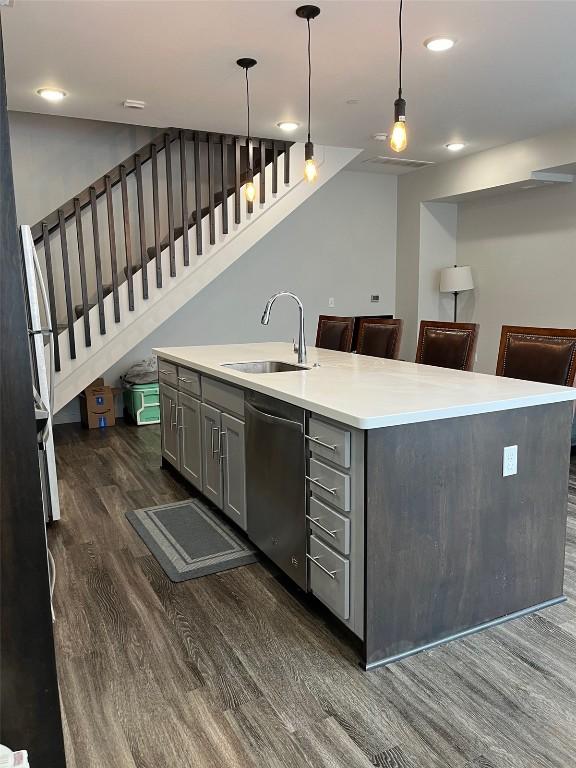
[245, 391, 307, 590]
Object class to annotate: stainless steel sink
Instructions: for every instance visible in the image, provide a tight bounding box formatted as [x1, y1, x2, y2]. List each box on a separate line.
[221, 360, 310, 374]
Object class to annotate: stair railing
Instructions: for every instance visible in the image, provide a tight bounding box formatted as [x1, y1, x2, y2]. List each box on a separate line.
[30, 128, 292, 372]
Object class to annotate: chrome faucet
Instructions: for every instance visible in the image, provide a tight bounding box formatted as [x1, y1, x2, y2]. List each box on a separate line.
[261, 291, 307, 365]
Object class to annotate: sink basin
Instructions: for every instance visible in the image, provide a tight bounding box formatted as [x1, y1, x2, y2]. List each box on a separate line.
[221, 360, 310, 374]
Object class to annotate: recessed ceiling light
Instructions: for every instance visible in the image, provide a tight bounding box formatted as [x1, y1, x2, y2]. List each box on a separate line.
[277, 121, 300, 132]
[37, 87, 66, 102]
[446, 142, 465, 152]
[424, 37, 456, 52]
[346, 98, 359, 105]
[372, 132, 389, 142]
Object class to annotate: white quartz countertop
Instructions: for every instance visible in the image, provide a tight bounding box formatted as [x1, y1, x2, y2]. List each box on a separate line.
[153, 342, 576, 429]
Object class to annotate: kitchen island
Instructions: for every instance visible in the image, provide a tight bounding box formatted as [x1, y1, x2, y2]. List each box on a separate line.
[154, 342, 576, 669]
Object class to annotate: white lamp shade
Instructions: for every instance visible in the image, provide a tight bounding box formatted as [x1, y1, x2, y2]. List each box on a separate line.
[439, 265, 474, 293]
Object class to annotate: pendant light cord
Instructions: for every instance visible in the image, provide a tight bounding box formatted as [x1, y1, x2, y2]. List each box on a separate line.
[244, 67, 251, 144]
[307, 17, 312, 144]
[398, 0, 403, 98]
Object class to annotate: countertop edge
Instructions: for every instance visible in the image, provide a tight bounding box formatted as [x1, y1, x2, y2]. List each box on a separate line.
[154, 347, 576, 430]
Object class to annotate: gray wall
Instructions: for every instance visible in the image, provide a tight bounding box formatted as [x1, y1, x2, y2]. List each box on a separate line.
[9, 111, 159, 225]
[456, 181, 576, 374]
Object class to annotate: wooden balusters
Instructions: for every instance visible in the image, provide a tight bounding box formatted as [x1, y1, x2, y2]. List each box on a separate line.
[208, 135, 215, 245]
[89, 187, 106, 335]
[58, 209, 76, 358]
[193, 132, 202, 255]
[221, 136, 229, 235]
[74, 198, 91, 346]
[165, 133, 176, 277]
[41, 222, 61, 372]
[259, 140, 266, 204]
[234, 137, 241, 225]
[134, 154, 148, 299]
[151, 143, 162, 288]
[180, 131, 189, 267]
[104, 176, 120, 322]
[272, 142, 278, 195]
[119, 164, 134, 311]
[284, 142, 290, 185]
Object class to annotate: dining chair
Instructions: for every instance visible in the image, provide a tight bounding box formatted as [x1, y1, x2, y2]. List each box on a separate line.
[356, 318, 403, 360]
[315, 315, 355, 352]
[496, 325, 576, 386]
[416, 320, 479, 371]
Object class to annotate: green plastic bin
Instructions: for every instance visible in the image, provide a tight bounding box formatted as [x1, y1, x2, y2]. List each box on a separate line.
[123, 383, 160, 425]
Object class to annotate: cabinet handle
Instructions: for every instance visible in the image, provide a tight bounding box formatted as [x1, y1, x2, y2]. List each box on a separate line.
[177, 376, 194, 383]
[170, 401, 178, 428]
[177, 405, 184, 430]
[220, 429, 227, 462]
[159, 369, 173, 375]
[306, 476, 337, 495]
[306, 515, 338, 538]
[211, 426, 220, 456]
[306, 435, 338, 451]
[307, 554, 338, 579]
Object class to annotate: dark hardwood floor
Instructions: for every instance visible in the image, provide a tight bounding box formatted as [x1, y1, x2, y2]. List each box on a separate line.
[50, 421, 576, 768]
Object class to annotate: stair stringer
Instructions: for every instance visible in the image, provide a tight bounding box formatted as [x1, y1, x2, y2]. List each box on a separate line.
[53, 143, 361, 413]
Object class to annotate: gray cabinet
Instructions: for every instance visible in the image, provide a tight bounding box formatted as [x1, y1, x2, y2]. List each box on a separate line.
[179, 391, 203, 492]
[221, 412, 246, 530]
[201, 402, 223, 509]
[160, 383, 179, 468]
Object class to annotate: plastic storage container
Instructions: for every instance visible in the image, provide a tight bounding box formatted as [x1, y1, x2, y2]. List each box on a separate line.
[123, 383, 160, 425]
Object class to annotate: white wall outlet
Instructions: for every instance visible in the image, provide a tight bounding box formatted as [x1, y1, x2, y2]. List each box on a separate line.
[503, 445, 518, 477]
[328, 297, 335, 308]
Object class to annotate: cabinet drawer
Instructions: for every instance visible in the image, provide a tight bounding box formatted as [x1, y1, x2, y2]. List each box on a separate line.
[307, 497, 350, 555]
[202, 377, 244, 419]
[308, 535, 350, 621]
[177, 367, 201, 398]
[308, 457, 350, 512]
[307, 417, 350, 468]
[158, 359, 177, 388]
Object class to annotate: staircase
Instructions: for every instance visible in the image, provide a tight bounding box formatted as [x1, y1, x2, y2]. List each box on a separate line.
[30, 127, 359, 413]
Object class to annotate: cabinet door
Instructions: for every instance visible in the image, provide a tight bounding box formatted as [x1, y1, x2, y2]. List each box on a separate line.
[160, 383, 179, 468]
[201, 402, 223, 509]
[178, 392, 203, 492]
[221, 412, 246, 530]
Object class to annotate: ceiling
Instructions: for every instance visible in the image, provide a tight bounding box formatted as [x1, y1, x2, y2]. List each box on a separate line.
[4, 0, 576, 173]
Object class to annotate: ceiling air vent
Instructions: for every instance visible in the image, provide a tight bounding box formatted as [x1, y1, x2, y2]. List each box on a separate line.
[363, 155, 435, 169]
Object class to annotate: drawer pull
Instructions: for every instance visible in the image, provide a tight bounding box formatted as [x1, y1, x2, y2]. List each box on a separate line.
[177, 376, 194, 383]
[307, 553, 338, 579]
[306, 435, 337, 451]
[306, 514, 338, 538]
[306, 475, 337, 495]
[159, 368, 173, 375]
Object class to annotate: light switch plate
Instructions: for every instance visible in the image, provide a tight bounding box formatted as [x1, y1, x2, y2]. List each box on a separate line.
[328, 297, 335, 307]
[371, 294, 380, 303]
[503, 445, 518, 477]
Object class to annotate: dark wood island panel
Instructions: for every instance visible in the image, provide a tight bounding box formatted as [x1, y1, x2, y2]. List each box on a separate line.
[364, 401, 573, 669]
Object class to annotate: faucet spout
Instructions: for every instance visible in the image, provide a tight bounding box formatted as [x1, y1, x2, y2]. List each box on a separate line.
[260, 291, 307, 364]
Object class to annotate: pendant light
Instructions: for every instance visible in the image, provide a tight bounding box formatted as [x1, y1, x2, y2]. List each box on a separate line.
[296, 5, 320, 182]
[390, 0, 407, 153]
[237, 57, 257, 203]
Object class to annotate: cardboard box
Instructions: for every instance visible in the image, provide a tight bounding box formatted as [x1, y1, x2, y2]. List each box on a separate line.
[80, 378, 117, 429]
